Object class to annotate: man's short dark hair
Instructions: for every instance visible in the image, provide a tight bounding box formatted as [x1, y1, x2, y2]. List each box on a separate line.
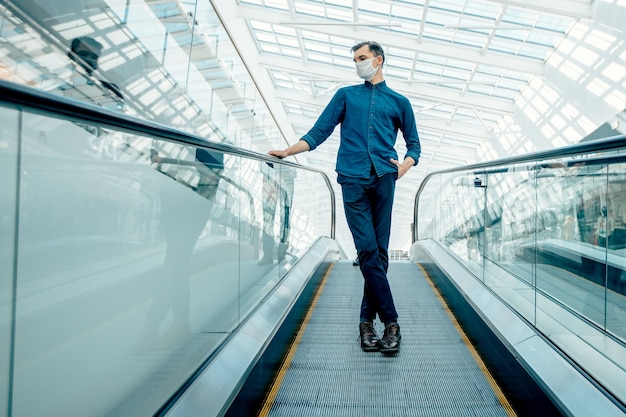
[351, 41, 385, 65]
[69, 36, 103, 74]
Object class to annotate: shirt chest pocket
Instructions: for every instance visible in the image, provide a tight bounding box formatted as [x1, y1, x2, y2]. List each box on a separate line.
[376, 107, 399, 128]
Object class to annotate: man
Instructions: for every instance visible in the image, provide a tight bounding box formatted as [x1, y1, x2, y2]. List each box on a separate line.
[65, 36, 124, 110]
[269, 41, 420, 355]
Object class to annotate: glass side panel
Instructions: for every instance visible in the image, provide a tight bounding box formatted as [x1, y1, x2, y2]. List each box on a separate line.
[8, 108, 332, 416]
[416, 173, 443, 241]
[445, 172, 488, 278]
[606, 162, 626, 339]
[487, 164, 537, 324]
[535, 162, 609, 329]
[416, 151, 626, 405]
[241, 159, 282, 319]
[242, 162, 333, 318]
[10, 112, 229, 417]
[0, 107, 19, 417]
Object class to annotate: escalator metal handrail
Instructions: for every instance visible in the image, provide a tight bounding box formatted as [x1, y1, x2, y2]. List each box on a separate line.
[413, 133, 626, 241]
[0, 79, 336, 239]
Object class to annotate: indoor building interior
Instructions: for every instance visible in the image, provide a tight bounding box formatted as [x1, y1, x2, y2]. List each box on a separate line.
[1, 0, 625, 416]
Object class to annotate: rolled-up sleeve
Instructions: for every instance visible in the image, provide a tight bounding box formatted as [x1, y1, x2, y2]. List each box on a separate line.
[301, 89, 346, 151]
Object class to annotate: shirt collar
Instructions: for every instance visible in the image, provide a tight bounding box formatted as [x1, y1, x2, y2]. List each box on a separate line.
[364, 80, 386, 89]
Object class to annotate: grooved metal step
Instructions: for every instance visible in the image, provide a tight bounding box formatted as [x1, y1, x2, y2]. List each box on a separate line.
[262, 261, 513, 417]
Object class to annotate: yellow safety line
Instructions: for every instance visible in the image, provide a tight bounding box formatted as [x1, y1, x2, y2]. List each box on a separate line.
[417, 263, 517, 417]
[258, 263, 335, 417]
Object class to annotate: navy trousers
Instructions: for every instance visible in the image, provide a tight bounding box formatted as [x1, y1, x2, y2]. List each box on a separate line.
[339, 170, 398, 324]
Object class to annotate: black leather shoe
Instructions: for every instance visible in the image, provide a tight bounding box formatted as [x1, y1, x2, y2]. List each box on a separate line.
[379, 322, 401, 355]
[353, 257, 360, 266]
[359, 322, 379, 352]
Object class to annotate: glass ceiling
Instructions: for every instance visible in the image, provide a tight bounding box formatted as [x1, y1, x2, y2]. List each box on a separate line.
[0, 0, 592, 251]
[225, 0, 586, 250]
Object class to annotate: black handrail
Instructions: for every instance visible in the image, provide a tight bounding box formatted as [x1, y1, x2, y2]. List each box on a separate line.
[413, 133, 626, 242]
[0, 79, 336, 239]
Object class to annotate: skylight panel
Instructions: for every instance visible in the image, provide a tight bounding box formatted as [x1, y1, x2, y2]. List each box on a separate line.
[385, 66, 409, 80]
[430, 0, 465, 14]
[241, 0, 289, 10]
[260, 43, 280, 54]
[503, 7, 540, 28]
[412, 67, 445, 79]
[462, 2, 501, 19]
[483, 65, 529, 81]
[388, 46, 415, 61]
[276, 35, 299, 48]
[425, 9, 461, 29]
[300, 30, 328, 42]
[517, 43, 553, 61]
[388, 22, 421, 37]
[491, 28, 532, 44]
[390, 4, 421, 22]
[536, 15, 574, 33]
[305, 42, 332, 54]
[274, 25, 297, 36]
[441, 66, 473, 80]
[294, 1, 327, 18]
[255, 32, 277, 44]
[250, 20, 273, 31]
[488, 38, 523, 57]
[331, 45, 350, 57]
[275, 79, 296, 89]
[525, 31, 564, 48]
[306, 51, 329, 63]
[271, 70, 290, 81]
[324, 0, 352, 6]
[452, 31, 488, 49]
[385, 53, 413, 72]
[283, 47, 303, 58]
[358, 0, 391, 15]
[329, 35, 355, 49]
[424, 26, 457, 43]
[466, 84, 503, 99]
[325, 5, 352, 21]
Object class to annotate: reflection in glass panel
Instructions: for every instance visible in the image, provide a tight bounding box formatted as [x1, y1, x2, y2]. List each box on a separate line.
[490, 164, 537, 323]
[6, 106, 333, 416]
[14, 113, 164, 417]
[0, 106, 19, 415]
[443, 172, 485, 275]
[416, 151, 626, 405]
[536, 163, 609, 329]
[237, 160, 334, 320]
[11, 111, 245, 416]
[240, 160, 284, 318]
[416, 173, 442, 241]
[0, 0, 281, 153]
[606, 162, 626, 339]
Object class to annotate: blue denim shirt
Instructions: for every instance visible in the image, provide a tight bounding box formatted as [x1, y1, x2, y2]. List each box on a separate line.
[301, 80, 421, 179]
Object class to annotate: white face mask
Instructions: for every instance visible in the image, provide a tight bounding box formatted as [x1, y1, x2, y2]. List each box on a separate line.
[355, 57, 379, 81]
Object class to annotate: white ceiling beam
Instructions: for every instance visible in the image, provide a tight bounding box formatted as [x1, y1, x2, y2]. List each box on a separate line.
[236, 4, 545, 75]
